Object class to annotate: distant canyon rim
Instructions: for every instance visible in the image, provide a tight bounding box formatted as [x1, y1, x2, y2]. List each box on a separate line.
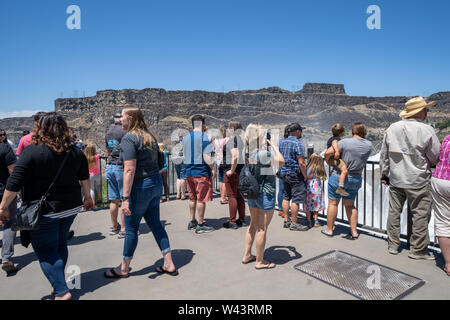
[1, 83, 449, 154]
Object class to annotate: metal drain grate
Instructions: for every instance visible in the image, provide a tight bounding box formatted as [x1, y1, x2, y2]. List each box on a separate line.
[294, 250, 425, 300]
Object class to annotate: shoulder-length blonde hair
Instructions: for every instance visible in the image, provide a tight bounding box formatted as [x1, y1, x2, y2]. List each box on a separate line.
[306, 153, 327, 180]
[245, 122, 265, 152]
[122, 107, 157, 148]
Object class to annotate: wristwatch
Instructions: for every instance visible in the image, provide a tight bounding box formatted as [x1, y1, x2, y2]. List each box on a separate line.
[121, 196, 130, 201]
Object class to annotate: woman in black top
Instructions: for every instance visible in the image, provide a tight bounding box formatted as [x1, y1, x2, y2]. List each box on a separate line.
[104, 107, 177, 279]
[223, 121, 246, 229]
[0, 114, 94, 300]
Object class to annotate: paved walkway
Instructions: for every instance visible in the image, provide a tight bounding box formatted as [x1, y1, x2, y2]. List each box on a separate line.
[1, 196, 448, 300]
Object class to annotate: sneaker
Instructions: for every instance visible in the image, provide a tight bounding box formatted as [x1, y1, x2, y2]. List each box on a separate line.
[283, 220, 291, 228]
[289, 223, 309, 231]
[118, 231, 126, 239]
[223, 221, 238, 229]
[236, 219, 243, 227]
[336, 187, 350, 197]
[408, 252, 435, 260]
[388, 246, 399, 255]
[187, 219, 198, 230]
[195, 223, 214, 234]
[109, 224, 121, 236]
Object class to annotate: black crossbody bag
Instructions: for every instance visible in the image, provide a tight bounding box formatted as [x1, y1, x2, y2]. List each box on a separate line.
[12, 152, 70, 231]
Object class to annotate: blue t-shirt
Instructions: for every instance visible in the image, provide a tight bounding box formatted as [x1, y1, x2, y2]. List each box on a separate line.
[183, 131, 213, 177]
[278, 136, 305, 177]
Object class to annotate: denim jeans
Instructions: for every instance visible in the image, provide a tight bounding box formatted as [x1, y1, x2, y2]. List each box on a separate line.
[1, 197, 18, 262]
[30, 215, 76, 296]
[123, 174, 171, 260]
[277, 177, 284, 209]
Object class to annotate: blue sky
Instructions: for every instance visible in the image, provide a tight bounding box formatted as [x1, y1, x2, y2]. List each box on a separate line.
[1, 0, 449, 117]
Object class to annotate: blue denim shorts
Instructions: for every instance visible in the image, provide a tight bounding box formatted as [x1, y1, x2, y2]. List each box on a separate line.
[248, 192, 275, 211]
[328, 175, 362, 201]
[106, 164, 124, 201]
[218, 166, 225, 183]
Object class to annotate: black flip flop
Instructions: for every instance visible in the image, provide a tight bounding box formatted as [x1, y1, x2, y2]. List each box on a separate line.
[156, 266, 179, 276]
[321, 227, 333, 238]
[345, 232, 359, 240]
[104, 268, 130, 279]
[241, 256, 257, 264]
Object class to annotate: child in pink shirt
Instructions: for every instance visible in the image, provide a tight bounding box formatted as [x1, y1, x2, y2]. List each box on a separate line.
[84, 145, 102, 203]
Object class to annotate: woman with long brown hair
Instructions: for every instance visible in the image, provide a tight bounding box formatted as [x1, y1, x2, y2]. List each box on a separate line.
[223, 121, 246, 229]
[104, 107, 177, 278]
[0, 114, 94, 300]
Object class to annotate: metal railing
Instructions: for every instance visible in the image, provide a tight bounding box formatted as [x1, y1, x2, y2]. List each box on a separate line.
[315, 160, 438, 248]
[96, 156, 438, 248]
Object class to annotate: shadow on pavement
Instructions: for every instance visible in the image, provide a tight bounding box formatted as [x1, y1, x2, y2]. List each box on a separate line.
[138, 220, 171, 236]
[135, 248, 195, 279]
[68, 232, 106, 246]
[70, 248, 196, 299]
[12, 251, 38, 272]
[264, 245, 302, 265]
[204, 217, 230, 230]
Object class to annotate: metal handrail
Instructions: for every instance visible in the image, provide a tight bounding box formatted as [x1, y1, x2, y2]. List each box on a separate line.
[96, 156, 438, 248]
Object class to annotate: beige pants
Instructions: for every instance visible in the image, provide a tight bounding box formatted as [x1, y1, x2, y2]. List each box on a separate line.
[431, 177, 450, 237]
[387, 183, 432, 254]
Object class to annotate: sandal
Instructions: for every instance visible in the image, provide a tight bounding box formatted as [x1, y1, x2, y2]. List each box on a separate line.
[104, 267, 131, 279]
[313, 220, 321, 228]
[118, 231, 126, 239]
[346, 232, 359, 240]
[220, 200, 228, 205]
[156, 266, 179, 276]
[241, 256, 256, 264]
[255, 262, 276, 270]
[2, 262, 19, 274]
[321, 227, 333, 237]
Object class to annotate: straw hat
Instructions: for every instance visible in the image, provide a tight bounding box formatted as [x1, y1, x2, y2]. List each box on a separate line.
[400, 97, 436, 118]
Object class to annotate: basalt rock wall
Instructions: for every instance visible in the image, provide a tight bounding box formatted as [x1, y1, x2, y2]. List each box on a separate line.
[2, 83, 449, 153]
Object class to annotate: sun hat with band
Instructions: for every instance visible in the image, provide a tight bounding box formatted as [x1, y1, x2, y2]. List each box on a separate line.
[400, 97, 436, 118]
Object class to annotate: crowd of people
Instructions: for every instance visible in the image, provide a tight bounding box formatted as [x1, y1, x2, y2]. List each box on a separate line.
[0, 95, 448, 300]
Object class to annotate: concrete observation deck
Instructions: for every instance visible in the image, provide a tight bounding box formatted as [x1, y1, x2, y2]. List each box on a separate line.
[0, 195, 448, 300]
